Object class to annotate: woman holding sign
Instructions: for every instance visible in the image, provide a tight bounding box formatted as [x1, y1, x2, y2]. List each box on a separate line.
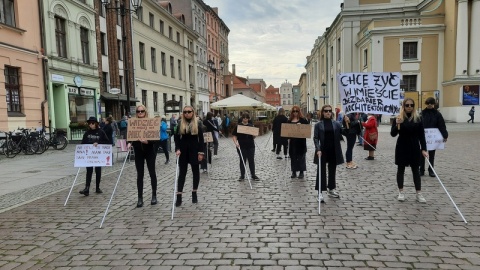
[79, 117, 110, 196]
[288, 106, 309, 179]
[174, 106, 205, 206]
[232, 113, 260, 181]
[391, 98, 428, 203]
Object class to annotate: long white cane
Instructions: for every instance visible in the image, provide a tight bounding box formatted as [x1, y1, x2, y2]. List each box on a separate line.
[64, 167, 81, 206]
[362, 139, 396, 166]
[171, 155, 180, 220]
[237, 143, 253, 190]
[426, 159, 467, 223]
[317, 155, 321, 214]
[99, 149, 131, 228]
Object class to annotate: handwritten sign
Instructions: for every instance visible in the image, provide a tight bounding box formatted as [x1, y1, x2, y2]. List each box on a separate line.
[74, 145, 112, 167]
[127, 118, 161, 141]
[425, 128, 445, 150]
[280, 123, 312, 138]
[337, 72, 403, 115]
[237, 125, 259, 136]
[203, 132, 213, 142]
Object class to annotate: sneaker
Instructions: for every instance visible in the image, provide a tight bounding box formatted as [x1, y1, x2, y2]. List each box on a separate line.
[285, 155, 289, 159]
[365, 156, 374, 160]
[429, 172, 435, 177]
[238, 176, 245, 181]
[397, 191, 405, 201]
[276, 155, 283, 160]
[416, 193, 426, 203]
[202, 169, 208, 174]
[165, 160, 169, 165]
[252, 175, 260, 181]
[327, 189, 340, 198]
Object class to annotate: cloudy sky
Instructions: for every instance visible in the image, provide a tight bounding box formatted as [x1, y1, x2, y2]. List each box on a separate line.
[205, 0, 344, 88]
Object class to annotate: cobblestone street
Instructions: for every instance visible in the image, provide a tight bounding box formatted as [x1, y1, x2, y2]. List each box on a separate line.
[0, 123, 479, 269]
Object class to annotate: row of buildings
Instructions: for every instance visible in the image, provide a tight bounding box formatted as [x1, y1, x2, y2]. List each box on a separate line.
[288, 0, 479, 122]
[0, 0, 233, 139]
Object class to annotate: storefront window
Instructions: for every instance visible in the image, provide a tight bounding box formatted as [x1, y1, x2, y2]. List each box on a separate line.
[69, 94, 95, 123]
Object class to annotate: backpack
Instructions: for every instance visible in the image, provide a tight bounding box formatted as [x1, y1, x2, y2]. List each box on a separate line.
[120, 120, 127, 129]
[469, 109, 474, 116]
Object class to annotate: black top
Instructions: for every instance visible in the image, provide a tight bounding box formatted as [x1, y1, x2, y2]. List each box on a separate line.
[232, 122, 255, 149]
[421, 108, 448, 139]
[174, 119, 205, 165]
[391, 113, 427, 166]
[287, 117, 309, 154]
[102, 123, 113, 144]
[81, 128, 110, 145]
[203, 118, 220, 132]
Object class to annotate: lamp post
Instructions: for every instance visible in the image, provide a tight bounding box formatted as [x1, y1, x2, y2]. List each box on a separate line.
[100, 0, 143, 116]
[307, 92, 310, 113]
[207, 59, 224, 102]
[320, 82, 328, 105]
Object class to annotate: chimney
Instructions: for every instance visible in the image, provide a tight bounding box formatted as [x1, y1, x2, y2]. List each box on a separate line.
[232, 64, 236, 76]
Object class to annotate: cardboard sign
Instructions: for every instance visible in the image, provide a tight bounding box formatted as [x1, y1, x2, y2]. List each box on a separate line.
[237, 125, 259, 136]
[425, 128, 445, 150]
[127, 118, 161, 141]
[337, 72, 403, 115]
[203, 132, 214, 142]
[74, 145, 112, 167]
[280, 123, 312, 138]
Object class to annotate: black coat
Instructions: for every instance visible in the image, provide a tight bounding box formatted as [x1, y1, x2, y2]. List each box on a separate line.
[272, 115, 288, 143]
[287, 117, 309, 155]
[342, 113, 362, 135]
[421, 108, 448, 139]
[390, 116, 427, 166]
[102, 123, 114, 144]
[81, 128, 110, 145]
[313, 120, 344, 165]
[174, 120, 205, 165]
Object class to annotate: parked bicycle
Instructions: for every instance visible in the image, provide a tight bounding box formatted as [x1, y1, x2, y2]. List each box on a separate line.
[39, 126, 68, 152]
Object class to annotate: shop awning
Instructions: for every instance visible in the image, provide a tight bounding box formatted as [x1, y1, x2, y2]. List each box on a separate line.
[100, 92, 139, 102]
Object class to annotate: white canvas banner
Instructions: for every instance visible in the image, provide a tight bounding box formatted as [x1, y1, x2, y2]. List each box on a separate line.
[425, 128, 445, 151]
[74, 144, 113, 167]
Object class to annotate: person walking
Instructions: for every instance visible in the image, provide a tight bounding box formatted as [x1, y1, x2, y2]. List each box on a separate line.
[391, 98, 428, 203]
[272, 108, 289, 159]
[362, 113, 378, 160]
[203, 112, 221, 155]
[342, 113, 362, 169]
[128, 105, 158, 208]
[119, 115, 128, 139]
[314, 105, 344, 201]
[174, 106, 205, 206]
[232, 113, 260, 181]
[79, 117, 110, 196]
[159, 115, 170, 164]
[467, 106, 475, 123]
[420, 97, 448, 177]
[222, 114, 230, 138]
[109, 114, 119, 145]
[287, 106, 309, 179]
[170, 114, 177, 136]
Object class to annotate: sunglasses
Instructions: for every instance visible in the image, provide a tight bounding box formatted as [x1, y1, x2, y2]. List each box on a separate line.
[88, 122, 96, 125]
[136, 110, 146, 113]
[404, 104, 415, 108]
[426, 103, 435, 105]
[291, 110, 299, 113]
[242, 117, 250, 119]
[183, 110, 193, 114]
[323, 110, 332, 113]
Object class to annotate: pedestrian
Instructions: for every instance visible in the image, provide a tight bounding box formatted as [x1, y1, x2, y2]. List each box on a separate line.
[159, 115, 170, 164]
[102, 116, 114, 146]
[342, 113, 362, 169]
[99, 117, 106, 129]
[391, 98, 428, 203]
[222, 114, 230, 138]
[109, 114, 119, 145]
[232, 113, 260, 181]
[79, 116, 110, 196]
[306, 112, 313, 123]
[362, 113, 378, 160]
[119, 115, 128, 139]
[170, 114, 177, 136]
[420, 97, 448, 177]
[287, 106, 309, 179]
[199, 120, 211, 173]
[174, 106, 205, 206]
[313, 105, 344, 201]
[216, 114, 223, 132]
[272, 108, 288, 158]
[128, 105, 158, 208]
[467, 106, 475, 123]
[203, 112, 220, 155]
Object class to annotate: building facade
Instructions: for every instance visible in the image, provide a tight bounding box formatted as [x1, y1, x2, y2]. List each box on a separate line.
[280, 80, 293, 111]
[265, 85, 281, 107]
[206, 7, 224, 103]
[298, 73, 308, 115]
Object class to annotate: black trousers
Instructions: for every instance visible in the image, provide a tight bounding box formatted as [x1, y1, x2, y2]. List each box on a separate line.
[177, 160, 200, 193]
[237, 147, 255, 177]
[86, 167, 101, 188]
[397, 165, 421, 190]
[275, 140, 288, 155]
[420, 150, 436, 173]
[315, 158, 337, 191]
[134, 145, 158, 198]
[158, 139, 169, 161]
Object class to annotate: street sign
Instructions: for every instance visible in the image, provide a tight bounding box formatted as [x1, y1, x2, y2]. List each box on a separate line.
[109, 88, 121, 94]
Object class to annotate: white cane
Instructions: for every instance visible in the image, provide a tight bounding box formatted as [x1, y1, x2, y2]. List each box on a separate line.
[237, 143, 253, 190]
[426, 159, 467, 224]
[317, 155, 321, 214]
[64, 167, 81, 206]
[99, 149, 131, 228]
[171, 155, 180, 220]
[265, 131, 273, 149]
[362, 139, 397, 167]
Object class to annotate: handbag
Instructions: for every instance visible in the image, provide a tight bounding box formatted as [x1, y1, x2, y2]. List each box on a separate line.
[368, 132, 378, 141]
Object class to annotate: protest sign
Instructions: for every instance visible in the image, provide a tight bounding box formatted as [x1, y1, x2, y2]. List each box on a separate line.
[280, 123, 312, 138]
[203, 132, 214, 142]
[425, 128, 445, 150]
[337, 72, 404, 115]
[74, 144, 113, 167]
[237, 125, 259, 136]
[127, 118, 161, 141]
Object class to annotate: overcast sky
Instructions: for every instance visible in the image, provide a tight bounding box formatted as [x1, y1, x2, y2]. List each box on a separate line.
[205, 0, 344, 88]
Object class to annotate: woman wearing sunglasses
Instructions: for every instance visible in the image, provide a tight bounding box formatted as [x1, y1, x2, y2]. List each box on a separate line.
[313, 105, 344, 201]
[391, 98, 428, 203]
[288, 105, 309, 179]
[174, 106, 205, 206]
[232, 113, 260, 181]
[129, 105, 158, 208]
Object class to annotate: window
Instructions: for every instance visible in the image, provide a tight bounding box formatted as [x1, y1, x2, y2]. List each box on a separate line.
[337, 38, 341, 61]
[161, 52, 166, 75]
[402, 75, 417, 91]
[159, 20, 164, 34]
[170, 56, 175, 78]
[153, 92, 158, 112]
[169, 26, 173, 39]
[80, 27, 90, 64]
[176, 31, 180, 44]
[330, 46, 334, 67]
[136, 6, 143, 22]
[55, 16, 67, 58]
[151, 47, 156, 72]
[178, 60, 182, 80]
[142, 90, 147, 106]
[0, 0, 15, 27]
[172, 94, 176, 101]
[102, 72, 108, 90]
[139, 42, 145, 69]
[100, 3, 106, 17]
[119, 75, 123, 92]
[403, 41, 418, 60]
[149, 13, 154, 28]
[179, 96, 183, 107]
[100, 33, 107, 55]
[363, 49, 368, 68]
[117, 39, 122, 60]
[4, 66, 21, 112]
[163, 93, 167, 104]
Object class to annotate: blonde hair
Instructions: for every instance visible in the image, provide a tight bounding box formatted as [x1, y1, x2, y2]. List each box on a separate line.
[399, 98, 420, 123]
[179, 106, 199, 135]
[135, 104, 149, 118]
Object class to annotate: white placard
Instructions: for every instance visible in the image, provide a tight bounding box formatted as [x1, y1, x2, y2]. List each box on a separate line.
[74, 144, 113, 167]
[425, 128, 445, 151]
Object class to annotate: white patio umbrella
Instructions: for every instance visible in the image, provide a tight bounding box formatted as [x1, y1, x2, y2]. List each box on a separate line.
[210, 94, 265, 110]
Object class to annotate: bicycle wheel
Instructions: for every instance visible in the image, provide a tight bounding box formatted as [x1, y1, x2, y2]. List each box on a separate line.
[5, 140, 18, 158]
[53, 135, 68, 150]
[35, 138, 47, 154]
[24, 140, 38, 155]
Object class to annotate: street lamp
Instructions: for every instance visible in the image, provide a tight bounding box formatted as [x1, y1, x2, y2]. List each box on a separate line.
[207, 59, 224, 102]
[320, 82, 328, 105]
[101, 0, 143, 116]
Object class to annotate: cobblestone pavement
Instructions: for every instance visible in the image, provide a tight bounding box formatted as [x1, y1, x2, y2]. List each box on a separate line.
[0, 123, 479, 269]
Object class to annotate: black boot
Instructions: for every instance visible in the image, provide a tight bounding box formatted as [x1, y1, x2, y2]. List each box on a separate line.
[291, 172, 297, 178]
[192, 192, 198, 204]
[95, 186, 103, 193]
[137, 197, 143, 208]
[298, 172, 304, 179]
[79, 186, 90, 196]
[175, 194, 182, 207]
[151, 194, 157, 205]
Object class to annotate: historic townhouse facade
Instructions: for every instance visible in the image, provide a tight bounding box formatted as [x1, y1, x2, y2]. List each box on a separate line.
[132, 0, 198, 117]
[306, 0, 480, 122]
[218, 17, 230, 99]
[206, 7, 224, 103]
[0, 0, 46, 131]
[265, 85, 281, 107]
[298, 73, 308, 115]
[280, 80, 293, 111]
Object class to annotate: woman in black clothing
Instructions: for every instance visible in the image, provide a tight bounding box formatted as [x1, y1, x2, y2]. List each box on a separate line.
[128, 105, 158, 208]
[272, 108, 289, 159]
[174, 106, 205, 206]
[232, 113, 260, 181]
[288, 105, 309, 179]
[313, 105, 344, 201]
[342, 113, 362, 169]
[203, 112, 220, 155]
[102, 116, 114, 146]
[79, 117, 110, 196]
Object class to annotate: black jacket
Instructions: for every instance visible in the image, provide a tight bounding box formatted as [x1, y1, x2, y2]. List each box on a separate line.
[102, 124, 114, 144]
[81, 128, 110, 145]
[421, 108, 448, 139]
[287, 117, 309, 154]
[342, 113, 362, 136]
[174, 120, 205, 165]
[390, 115, 426, 166]
[272, 115, 288, 142]
[313, 120, 344, 165]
